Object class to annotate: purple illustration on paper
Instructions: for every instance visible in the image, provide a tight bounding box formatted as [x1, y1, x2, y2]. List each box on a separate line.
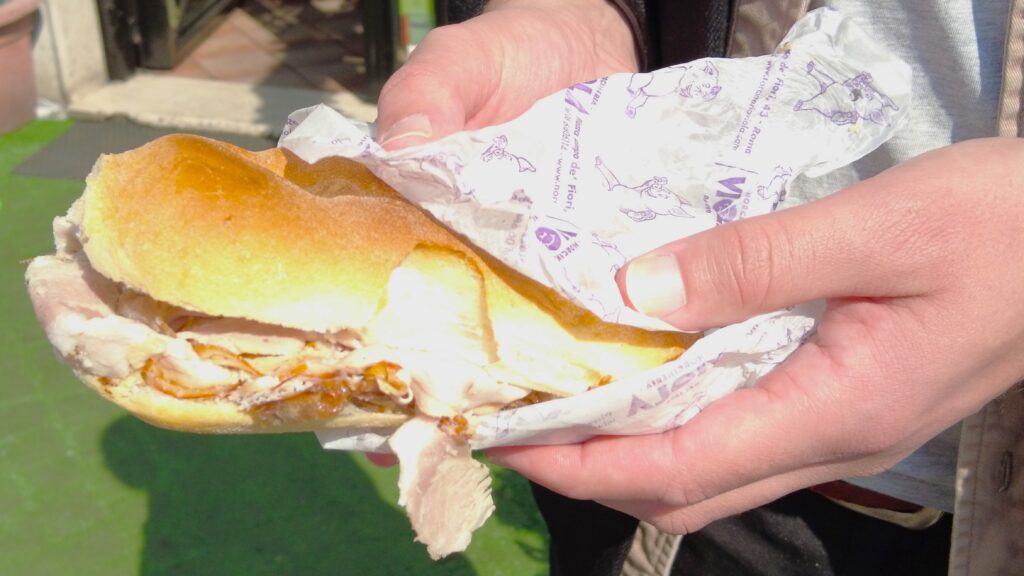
[793, 61, 898, 126]
[596, 156, 694, 221]
[757, 166, 793, 210]
[565, 80, 600, 115]
[482, 135, 536, 173]
[592, 233, 626, 272]
[538, 216, 623, 265]
[416, 151, 466, 177]
[538, 214, 628, 320]
[625, 61, 722, 118]
[535, 226, 577, 251]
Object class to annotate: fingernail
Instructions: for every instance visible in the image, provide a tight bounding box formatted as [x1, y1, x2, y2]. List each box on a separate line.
[624, 254, 686, 318]
[379, 114, 432, 146]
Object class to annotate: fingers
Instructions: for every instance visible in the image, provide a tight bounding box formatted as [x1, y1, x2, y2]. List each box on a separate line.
[487, 331, 913, 506]
[618, 165, 954, 332]
[375, 25, 498, 149]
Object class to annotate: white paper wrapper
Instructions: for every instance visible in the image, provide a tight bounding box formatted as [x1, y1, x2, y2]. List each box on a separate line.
[282, 8, 911, 451]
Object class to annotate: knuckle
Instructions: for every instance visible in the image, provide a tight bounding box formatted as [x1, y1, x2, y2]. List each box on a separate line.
[415, 23, 476, 52]
[711, 220, 788, 313]
[554, 443, 603, 501]
[662, 436, 713, 507]
[379, 25, 473, 90]
[378, 63, 436, 100]
[667, 479, 711, 510]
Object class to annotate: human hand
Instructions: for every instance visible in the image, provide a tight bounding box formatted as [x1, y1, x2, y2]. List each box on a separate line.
[487, 138, 1024, 533]
[367, 0, 635, 469]
[375, 0, 638, 149]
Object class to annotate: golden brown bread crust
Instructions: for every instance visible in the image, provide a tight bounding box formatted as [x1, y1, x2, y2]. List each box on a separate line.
[80, 136, 456, 334]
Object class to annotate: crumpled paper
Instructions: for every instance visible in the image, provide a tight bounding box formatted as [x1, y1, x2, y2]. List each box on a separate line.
[278, 8, 912, 451]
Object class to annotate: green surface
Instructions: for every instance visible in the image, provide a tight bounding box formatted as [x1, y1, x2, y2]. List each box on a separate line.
[0, 121, 548, 575]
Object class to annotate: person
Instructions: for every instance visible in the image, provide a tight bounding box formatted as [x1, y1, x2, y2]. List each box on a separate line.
[371, 1, 1024, 574]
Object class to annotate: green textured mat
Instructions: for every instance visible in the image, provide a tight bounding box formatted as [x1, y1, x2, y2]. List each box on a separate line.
[0, 121, 548, 575]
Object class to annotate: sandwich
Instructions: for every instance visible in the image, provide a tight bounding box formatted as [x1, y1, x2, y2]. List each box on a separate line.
[25, 134, 695, 558]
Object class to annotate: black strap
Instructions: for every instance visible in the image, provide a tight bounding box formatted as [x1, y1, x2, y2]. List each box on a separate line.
[434, 0, 487, 25]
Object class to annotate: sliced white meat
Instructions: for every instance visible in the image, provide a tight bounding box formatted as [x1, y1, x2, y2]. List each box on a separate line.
[358, 249, 529, 416]
[178, 317, 313, 357]
[52, 199, 84, 255]
[26, 255, 168, 378]
[27, 256, 269, 389]
[389, 415, 495, 560]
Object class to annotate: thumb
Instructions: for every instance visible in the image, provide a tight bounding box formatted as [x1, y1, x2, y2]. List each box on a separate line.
[617, 176, 938, 331]
[375, 26, 496, 150]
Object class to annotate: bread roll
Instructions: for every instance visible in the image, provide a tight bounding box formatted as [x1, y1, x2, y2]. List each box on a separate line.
[26, 134, 696, 433]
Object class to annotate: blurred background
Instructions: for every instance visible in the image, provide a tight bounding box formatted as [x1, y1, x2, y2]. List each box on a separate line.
[0, 1, 549, 574]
